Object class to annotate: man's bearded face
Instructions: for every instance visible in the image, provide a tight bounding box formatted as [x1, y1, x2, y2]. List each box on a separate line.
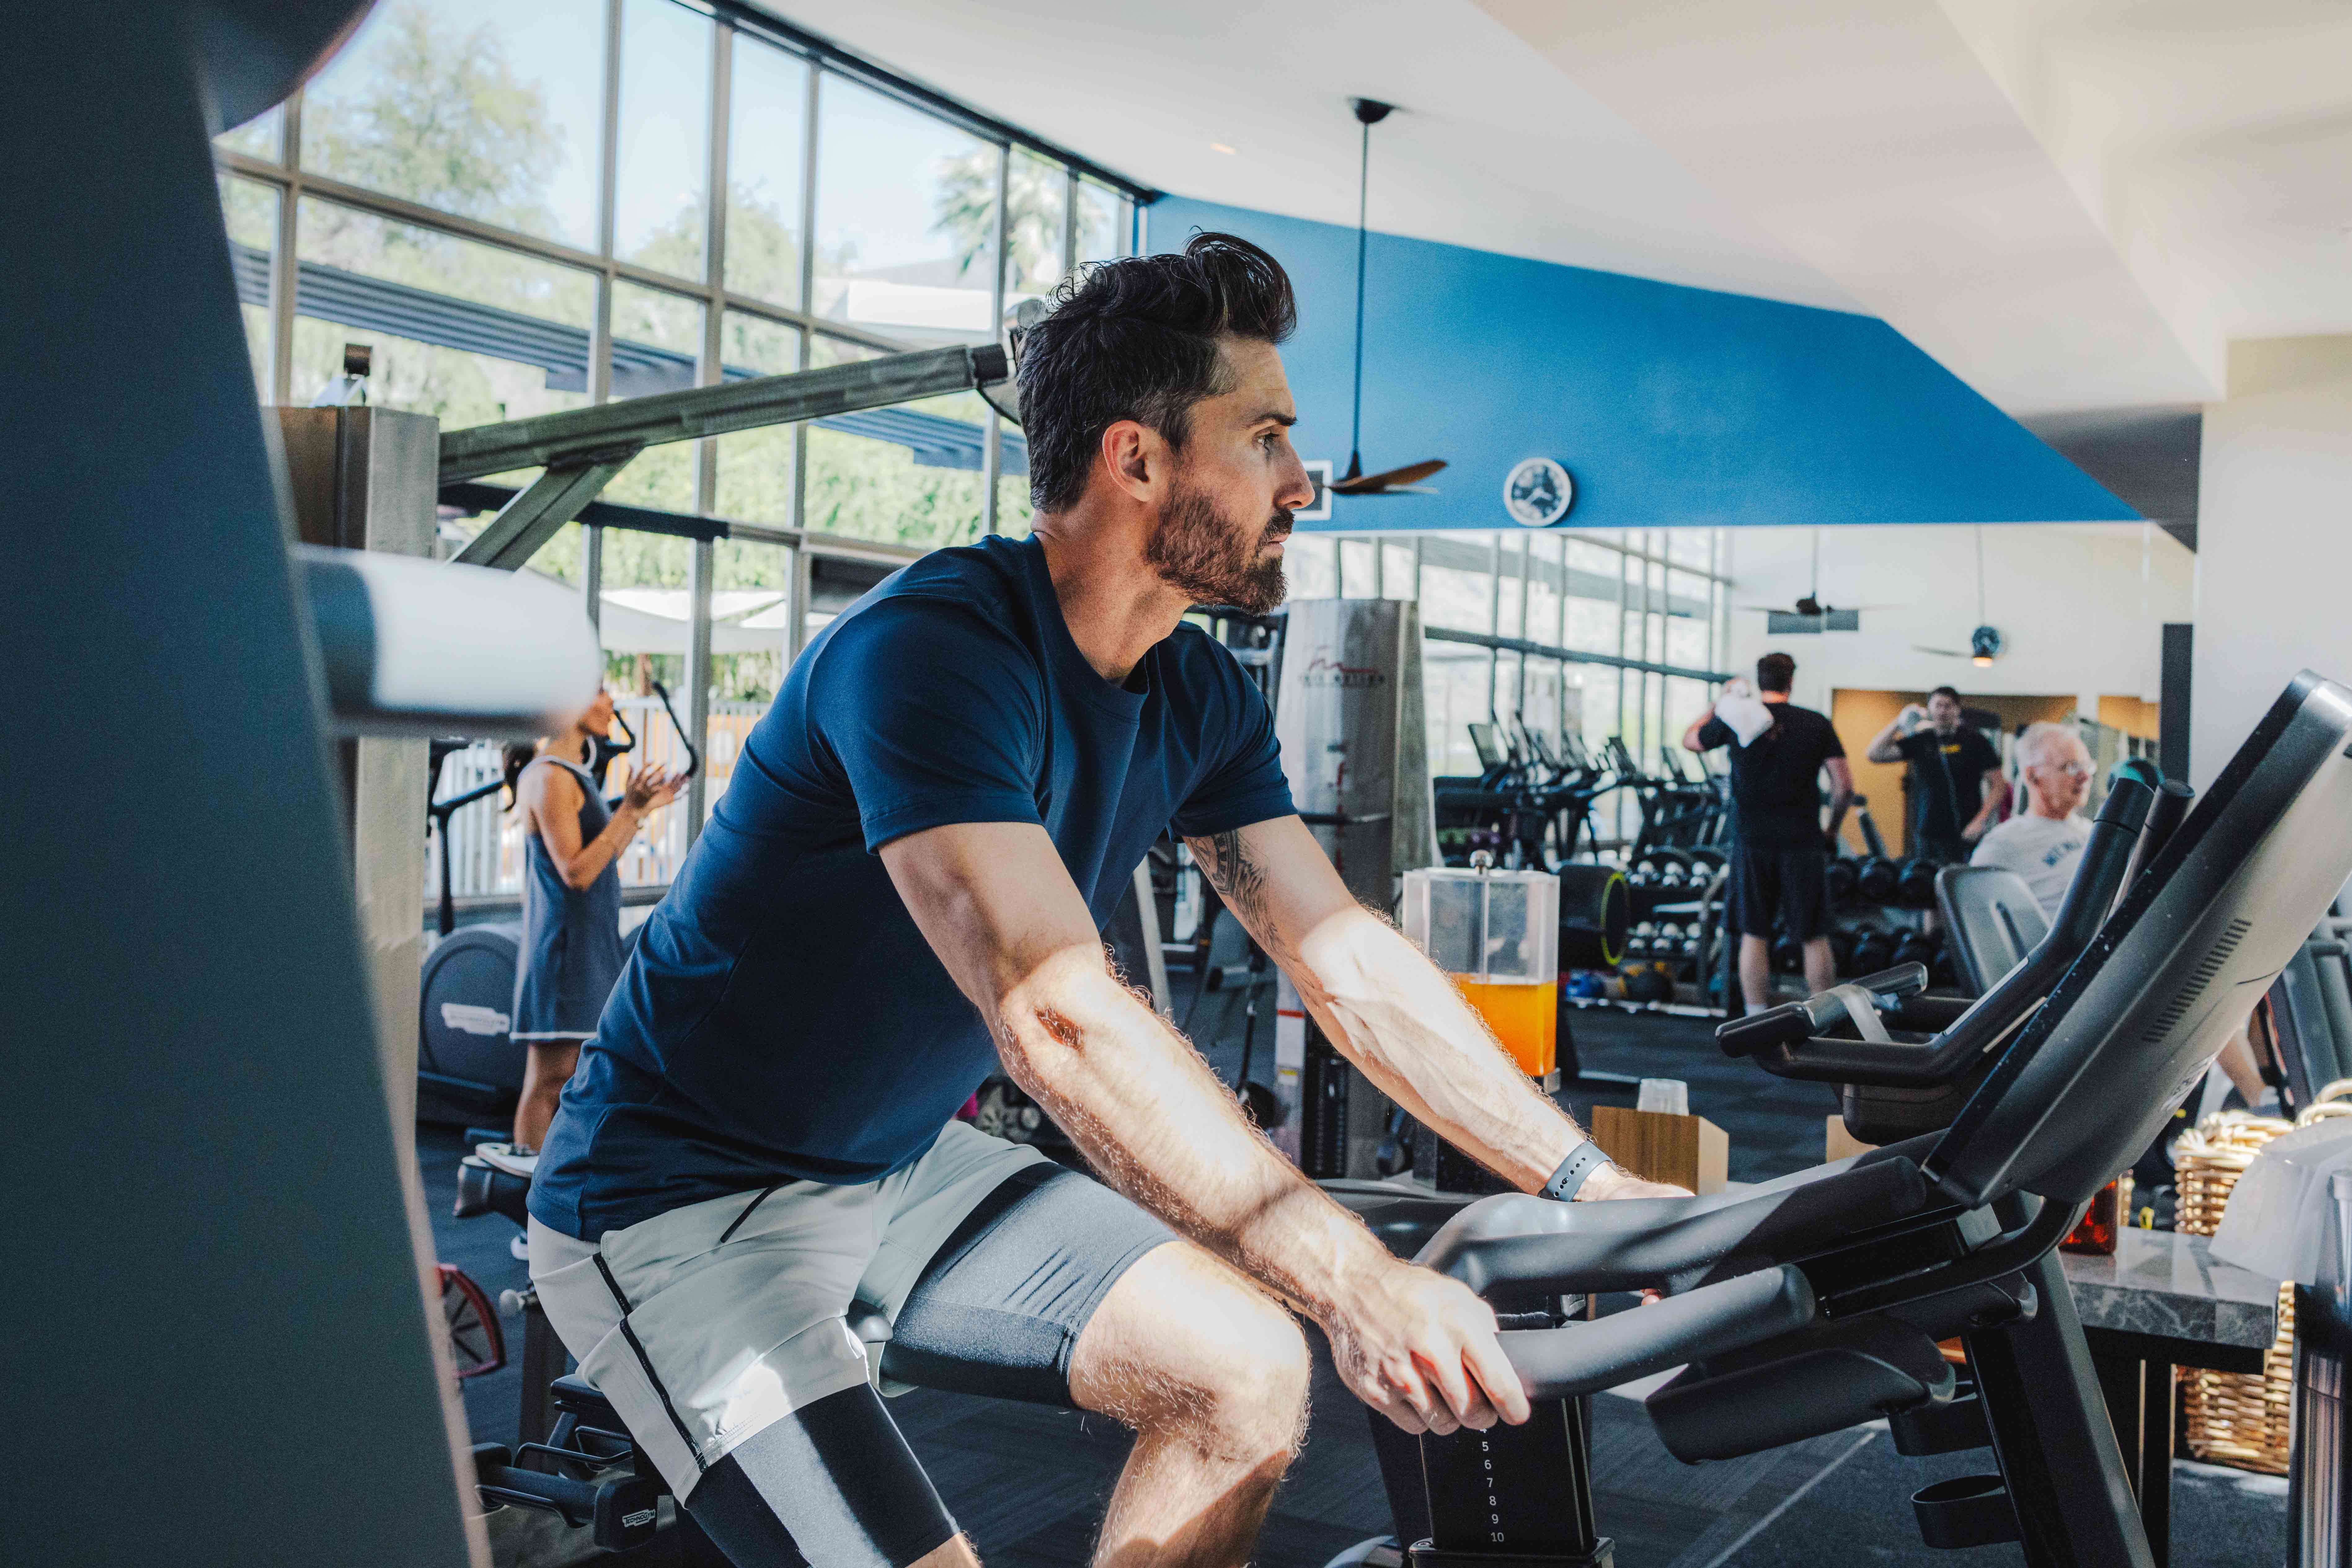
[1144, 467, 1292, 615]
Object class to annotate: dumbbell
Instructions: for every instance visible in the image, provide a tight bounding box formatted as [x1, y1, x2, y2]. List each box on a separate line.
[1893, 929, 1940, 971]
[1931, 948, 1959, 989]
[1621, 964, 1672, 1003]
[1824, 858, 1858, 904]
[1857, 856, 1900, 904]
[1626, 921, 1655, 959]
[1655, 920, 1684, 959]
[1850, 929, 1898, 974]
[1828, 928, 1859, 975]
[1771, 934, 1803, 973]
[1896, 859, 1940, 909]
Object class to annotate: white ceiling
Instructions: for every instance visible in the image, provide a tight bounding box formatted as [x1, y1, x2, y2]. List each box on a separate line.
[1476, 0, 2209, 413]
[754, 0, 1858, 310]
[1936, 0, 2352, 347]
[758, 0, 2352, 416]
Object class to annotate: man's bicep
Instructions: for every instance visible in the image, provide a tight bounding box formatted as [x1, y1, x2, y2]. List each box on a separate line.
[879, 821, 1100, 1014]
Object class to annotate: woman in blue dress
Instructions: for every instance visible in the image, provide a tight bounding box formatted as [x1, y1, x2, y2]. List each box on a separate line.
[506, 687, 681, 1151]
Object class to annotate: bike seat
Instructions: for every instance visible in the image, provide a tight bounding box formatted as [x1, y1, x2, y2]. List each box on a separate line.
[474, 1142, 539, 1180]
[549, 1371, 619, 1427]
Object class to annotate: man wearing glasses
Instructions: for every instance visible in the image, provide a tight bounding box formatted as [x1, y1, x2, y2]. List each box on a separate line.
[1969, 721, 2096, 915]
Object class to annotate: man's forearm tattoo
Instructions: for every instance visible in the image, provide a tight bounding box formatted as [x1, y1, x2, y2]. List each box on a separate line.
[1193, 829, 1272, 933]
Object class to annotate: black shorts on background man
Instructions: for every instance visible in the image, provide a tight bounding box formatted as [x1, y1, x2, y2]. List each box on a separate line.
[1696, 699, 1845, 943]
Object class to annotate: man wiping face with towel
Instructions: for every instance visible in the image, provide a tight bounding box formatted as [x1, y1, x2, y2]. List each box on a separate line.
[1682, 652, 1854, 1013]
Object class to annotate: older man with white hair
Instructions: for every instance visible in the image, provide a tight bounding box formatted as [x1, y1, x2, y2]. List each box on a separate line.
[1969, 721, 2095, 915]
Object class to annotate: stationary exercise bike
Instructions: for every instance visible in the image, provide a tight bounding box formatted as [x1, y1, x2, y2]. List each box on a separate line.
[1321, 673, 2352, 1568]
[450, 1148, 731, 1559]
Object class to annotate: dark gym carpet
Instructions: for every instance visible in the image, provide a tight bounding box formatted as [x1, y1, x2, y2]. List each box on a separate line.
[427, 1007, 2287, 1568]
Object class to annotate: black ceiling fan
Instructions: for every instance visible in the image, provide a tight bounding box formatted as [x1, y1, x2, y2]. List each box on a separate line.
[1330, 98, 1446, 497]
[1737, 527, 1890, 629]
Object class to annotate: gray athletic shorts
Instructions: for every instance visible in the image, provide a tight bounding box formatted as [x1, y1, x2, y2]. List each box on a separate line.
[528, 1120, 1172, 1503]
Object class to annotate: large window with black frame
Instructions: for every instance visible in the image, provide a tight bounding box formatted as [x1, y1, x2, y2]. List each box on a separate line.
[216, 0, 1140, 901]
[215, 3, 1732, 879]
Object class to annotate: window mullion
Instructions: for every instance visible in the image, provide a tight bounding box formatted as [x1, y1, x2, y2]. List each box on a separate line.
[981, 144, 1009, 536]
[790, 58, 822, 542]
[267, 91, 302, 406]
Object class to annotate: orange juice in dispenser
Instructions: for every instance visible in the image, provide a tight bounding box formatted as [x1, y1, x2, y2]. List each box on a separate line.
[1403, 859, 1561, 1080]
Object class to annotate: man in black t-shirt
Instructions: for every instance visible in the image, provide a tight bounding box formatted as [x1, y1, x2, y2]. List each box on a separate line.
[1865, 685, 2008, 864]
[1684, 652, 1853, 1013]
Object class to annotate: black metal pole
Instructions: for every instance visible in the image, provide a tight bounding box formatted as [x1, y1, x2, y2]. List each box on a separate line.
[1349, 115, 1369, 478]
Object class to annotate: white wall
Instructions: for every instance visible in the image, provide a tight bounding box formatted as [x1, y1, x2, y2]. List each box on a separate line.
[2192, 336, 2352, 790]
[1721, 522, 2194, 716]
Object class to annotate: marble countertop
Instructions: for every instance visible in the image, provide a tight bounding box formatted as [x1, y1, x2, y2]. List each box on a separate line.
[2061, 1229, 2279, 1350]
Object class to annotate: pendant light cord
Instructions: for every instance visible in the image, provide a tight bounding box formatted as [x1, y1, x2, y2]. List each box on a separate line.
[1976, 523, 1987, 624]
[1349, 114, 1370, 476]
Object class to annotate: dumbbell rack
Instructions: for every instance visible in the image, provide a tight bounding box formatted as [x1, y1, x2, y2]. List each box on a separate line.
[1575, 853, 1732, 1019]
[1819, 851, 1961, 995]
[1583, 852, 1969, 1019]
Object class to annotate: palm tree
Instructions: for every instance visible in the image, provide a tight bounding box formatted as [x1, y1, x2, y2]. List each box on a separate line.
[932, 147, 1068, 295]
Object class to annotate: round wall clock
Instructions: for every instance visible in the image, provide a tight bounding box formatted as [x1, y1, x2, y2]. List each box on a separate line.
[1503, 457, 1574, 527]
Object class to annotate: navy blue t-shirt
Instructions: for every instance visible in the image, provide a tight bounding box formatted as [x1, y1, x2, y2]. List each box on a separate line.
[530, 535, 1295, 1239]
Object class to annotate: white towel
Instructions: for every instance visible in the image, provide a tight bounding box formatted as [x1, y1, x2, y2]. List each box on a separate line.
[1715, 679, 1774, 746]
[2211, 1119, 2352, 1284]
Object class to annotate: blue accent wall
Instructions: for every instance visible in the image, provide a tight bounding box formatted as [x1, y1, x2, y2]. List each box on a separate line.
[1147, 197, 2136, 533]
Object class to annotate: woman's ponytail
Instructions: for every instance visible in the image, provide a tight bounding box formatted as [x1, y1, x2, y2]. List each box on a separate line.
[501, 742, 538, 808]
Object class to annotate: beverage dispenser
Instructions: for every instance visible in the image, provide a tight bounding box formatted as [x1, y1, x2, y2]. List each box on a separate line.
[1403, 857, 1560, 1080]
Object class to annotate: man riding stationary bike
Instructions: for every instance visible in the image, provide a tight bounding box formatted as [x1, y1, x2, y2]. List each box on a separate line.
[526, 234, 1678, 1568]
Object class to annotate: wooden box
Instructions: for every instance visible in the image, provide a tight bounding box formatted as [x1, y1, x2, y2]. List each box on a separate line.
[1825, 1115, 1879, 1163]
[1591, 1105, 1728, 1195]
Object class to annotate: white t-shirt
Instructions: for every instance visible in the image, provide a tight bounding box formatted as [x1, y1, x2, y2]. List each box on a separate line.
[1970, 811, 2092, 916]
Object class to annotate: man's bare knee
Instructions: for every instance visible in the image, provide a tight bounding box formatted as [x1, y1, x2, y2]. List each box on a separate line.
[1207, 1296, 1311, 1445]
[1150, 1288, 1310, 1459]
[1076, 1246, 1310, 1454]
[912, 1533, 982, 1568]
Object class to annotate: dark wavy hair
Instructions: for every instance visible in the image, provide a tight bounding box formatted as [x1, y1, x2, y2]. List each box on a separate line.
[1017, 231, 1297, 514]
[501, 742, 537, 808]
[1756, 652, 1796, 693]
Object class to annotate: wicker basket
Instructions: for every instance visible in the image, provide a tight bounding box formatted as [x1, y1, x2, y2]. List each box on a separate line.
[2173, 1093, 2352, 1474]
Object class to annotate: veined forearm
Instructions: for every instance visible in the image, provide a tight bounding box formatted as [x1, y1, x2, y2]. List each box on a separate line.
[994, 950, 1388, 1323]
[1294, 912, 1581, 1191]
